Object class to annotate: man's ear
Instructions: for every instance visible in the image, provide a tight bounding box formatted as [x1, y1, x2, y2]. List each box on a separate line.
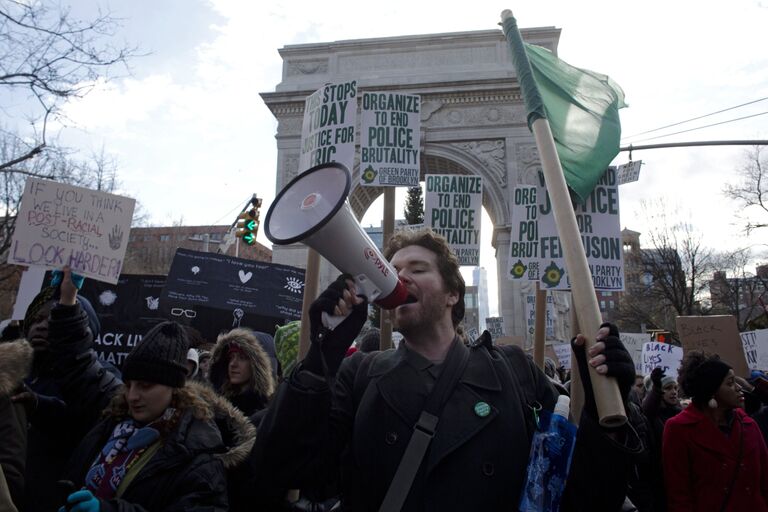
[446, 290, 459, 307]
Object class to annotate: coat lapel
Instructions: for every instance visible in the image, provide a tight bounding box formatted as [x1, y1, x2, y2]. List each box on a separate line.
[424, 346, 502, 475]
[374, 351, 431, 428]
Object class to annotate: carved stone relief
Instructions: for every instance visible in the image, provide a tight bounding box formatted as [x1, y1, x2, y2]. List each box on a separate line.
[286, 59, 328, 76]
[426, 105, 520, 129]
[449, 140, 507, 188]
[515, 143, 543, 186]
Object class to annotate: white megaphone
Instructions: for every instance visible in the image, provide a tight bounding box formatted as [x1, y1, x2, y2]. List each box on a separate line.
[264, 162, 409, 312]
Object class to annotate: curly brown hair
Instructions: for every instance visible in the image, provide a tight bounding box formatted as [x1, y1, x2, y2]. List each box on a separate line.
[105, 384, 213, 423]
[384, 228, 465, 327]
[677, 350, 729, 407]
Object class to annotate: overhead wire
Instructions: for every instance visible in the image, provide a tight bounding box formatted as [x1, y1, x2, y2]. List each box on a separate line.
[621, 96, 768, 141]
[624, 110, 768, 144]
[211, 196, 253, 226]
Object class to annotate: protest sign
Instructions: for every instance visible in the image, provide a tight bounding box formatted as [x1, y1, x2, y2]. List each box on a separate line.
[677, 315, 749, 377]
[9, 178, 135, 284]
[508, 168, 624, 291]
[741, 329, 768, 372]
[525, 293, 555, 340]
[39, 272, 166, 366]
[620, 332, 651, 375]
[642, 342, 684, 379]
[160, 249, 305, 341]
[360, 92, 420, 187]
[299, 80, 357, 173]
[552, 343, 572, 370]
[424, 174, 482, 265]
[486, 316, 505, 340]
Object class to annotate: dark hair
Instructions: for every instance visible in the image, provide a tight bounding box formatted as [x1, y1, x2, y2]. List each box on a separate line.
[678, 350, 732, 407]
[384, 228, 465, 327]
[358, 328, 381, 353]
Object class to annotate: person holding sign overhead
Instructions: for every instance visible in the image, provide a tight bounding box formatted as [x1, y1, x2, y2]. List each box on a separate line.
[663, 351, 768, 511]
[253, 229, 643, 511]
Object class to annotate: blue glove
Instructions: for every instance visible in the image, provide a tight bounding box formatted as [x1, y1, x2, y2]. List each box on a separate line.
[59, 490, 100, 512]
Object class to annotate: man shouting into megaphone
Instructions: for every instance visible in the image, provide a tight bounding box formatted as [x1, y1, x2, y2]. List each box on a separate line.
[252, 228, 643, 511]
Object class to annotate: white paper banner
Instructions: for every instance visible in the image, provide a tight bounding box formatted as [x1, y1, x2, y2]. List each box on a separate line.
[9, 178, 135, 284]
[641, 341, 684, 379]
[553, 343, 572, 370]
[621, 333, 652, 375]
[298, 81, 357, 174]
[424, 174, 482, 265]
[508, 168, 624, 291]
[360, 92, 420, 187]
[741, 330, 768, 372]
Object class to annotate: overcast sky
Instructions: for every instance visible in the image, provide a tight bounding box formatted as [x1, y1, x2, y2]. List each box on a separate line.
[24, 0, 768, 314]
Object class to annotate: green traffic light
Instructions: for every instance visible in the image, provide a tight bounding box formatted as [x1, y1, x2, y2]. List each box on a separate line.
[242, 232, 256, 245]
[245, 219, 256, 231]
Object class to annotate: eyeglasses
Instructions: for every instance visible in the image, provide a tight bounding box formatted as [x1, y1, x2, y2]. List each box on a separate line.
[171, 308, 196, 318]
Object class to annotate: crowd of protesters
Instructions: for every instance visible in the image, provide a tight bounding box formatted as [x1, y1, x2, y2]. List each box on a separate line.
[1, 228, 768, 511]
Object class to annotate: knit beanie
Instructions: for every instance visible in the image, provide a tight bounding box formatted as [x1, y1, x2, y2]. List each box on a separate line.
[690, 359, 732, 404]
[123, 321, 189, 388]
[660, 375, 677, 390]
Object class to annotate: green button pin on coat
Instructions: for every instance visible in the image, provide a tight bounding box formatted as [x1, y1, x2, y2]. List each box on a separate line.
[474, 401, 491, 417]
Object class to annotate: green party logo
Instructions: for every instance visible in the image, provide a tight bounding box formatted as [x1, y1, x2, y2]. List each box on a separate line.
[541, 261, 564, 288]
[362, 165, 378, 184]
[510, 259, 527, 279]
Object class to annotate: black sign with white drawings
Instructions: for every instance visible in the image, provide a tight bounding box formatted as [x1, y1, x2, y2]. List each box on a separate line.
[160, 249, 305, 341]
[42, 272, 166, 367]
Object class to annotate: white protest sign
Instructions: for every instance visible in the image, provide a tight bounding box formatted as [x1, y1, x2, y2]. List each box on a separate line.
[9, 178, 135, 284]
[425, 174, 482, 265]
[466, 327, 480, 342]
[360, 92, 420, 187]
[525, 293, 555, 340]
[641, 342, 684, 379]
[485, 317, 505, 339]
[616, 160, 642, 185]
[552, 343, 572, 369]
[299, 81, 357, 173]
[508, 168, 624, 291]
[620, 332, 651, 375]
[741, 330, 768, 372]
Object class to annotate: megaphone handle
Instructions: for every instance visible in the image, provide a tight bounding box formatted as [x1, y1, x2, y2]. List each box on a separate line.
[321, 311, 348, 331]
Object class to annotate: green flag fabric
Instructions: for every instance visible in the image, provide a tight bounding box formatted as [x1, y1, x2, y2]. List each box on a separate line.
[524, 42, 627, 203]
[501, 13, 626, 203]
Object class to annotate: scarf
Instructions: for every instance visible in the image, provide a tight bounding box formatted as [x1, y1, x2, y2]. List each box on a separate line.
[85, 408, 178, 499]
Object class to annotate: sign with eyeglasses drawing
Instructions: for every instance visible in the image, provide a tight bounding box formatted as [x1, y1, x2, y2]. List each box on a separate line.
[161, 249, 306, 330]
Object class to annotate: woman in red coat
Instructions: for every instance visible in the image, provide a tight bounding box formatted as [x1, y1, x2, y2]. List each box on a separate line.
[663, 351, 768, 511]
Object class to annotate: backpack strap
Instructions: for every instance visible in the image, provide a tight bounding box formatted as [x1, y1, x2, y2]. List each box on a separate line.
[491, 344, 543, 437]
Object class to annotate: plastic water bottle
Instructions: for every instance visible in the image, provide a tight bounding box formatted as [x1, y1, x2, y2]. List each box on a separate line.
[519, 395, 578, 512]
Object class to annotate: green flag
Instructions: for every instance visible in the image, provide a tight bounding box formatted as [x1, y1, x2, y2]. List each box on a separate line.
[524, 43, 627, 203]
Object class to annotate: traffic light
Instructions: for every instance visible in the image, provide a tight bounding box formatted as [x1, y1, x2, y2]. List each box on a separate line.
[654, 331, 671, 343]
[236, 204, 261, 246]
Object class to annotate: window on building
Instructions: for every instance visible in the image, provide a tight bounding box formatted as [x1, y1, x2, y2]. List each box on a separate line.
[159, 234, 171, 242]
[603, 291, 613, 297]
[609, 300, 615, 309]
[209, 232, 222, 241]
[600, 300, 606, 310]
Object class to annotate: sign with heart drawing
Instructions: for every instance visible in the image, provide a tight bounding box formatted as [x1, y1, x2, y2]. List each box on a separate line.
[238, 270, 253, 284]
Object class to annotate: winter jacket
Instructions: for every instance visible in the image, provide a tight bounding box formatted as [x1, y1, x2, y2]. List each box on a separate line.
[663, 404, 768, 511]
[24, 301, 122, 512]
[254, 341, 643, 511]
[640, 390, 680, 512]
[62, 382, 237, 512]
[209, 328, 276, 416]
[0, 340, 32, 509]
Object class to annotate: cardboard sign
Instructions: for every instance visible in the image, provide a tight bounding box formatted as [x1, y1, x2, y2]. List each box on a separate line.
[642, 341, 684, 379]
[160, 249, 305, 342]
[9, 178, 135, 284]
[299, 81, 357, 173]
[620, 332, 651, 375]
[360, 92, 420, 187]
[741, 329, 768, 372]
[508, 168, 624, 291]
[424, 174, 482, 265]
[677, 315, 749, 377]
[485, 316, 505, 339]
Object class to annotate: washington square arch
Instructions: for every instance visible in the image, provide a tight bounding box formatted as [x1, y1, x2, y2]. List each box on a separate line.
[260, 26, 573, 342]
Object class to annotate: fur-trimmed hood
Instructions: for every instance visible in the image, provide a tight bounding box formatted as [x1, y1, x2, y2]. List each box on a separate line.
[0, 339, 33, 395]
[188, 381, 256, 470]
[210, 328, 275, 401]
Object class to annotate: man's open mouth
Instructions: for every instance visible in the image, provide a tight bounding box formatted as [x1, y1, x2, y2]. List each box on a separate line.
[403, 294, 418, 305]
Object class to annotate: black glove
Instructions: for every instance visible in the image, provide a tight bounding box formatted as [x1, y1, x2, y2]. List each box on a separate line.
[571, 322, 635, 421]
[650, 367, 665, 395]
[303, 274, 368, 376]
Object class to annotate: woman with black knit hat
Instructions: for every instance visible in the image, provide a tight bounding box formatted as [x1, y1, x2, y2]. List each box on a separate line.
[663, 351, 768, 511]
[59, 320, 231, 511]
